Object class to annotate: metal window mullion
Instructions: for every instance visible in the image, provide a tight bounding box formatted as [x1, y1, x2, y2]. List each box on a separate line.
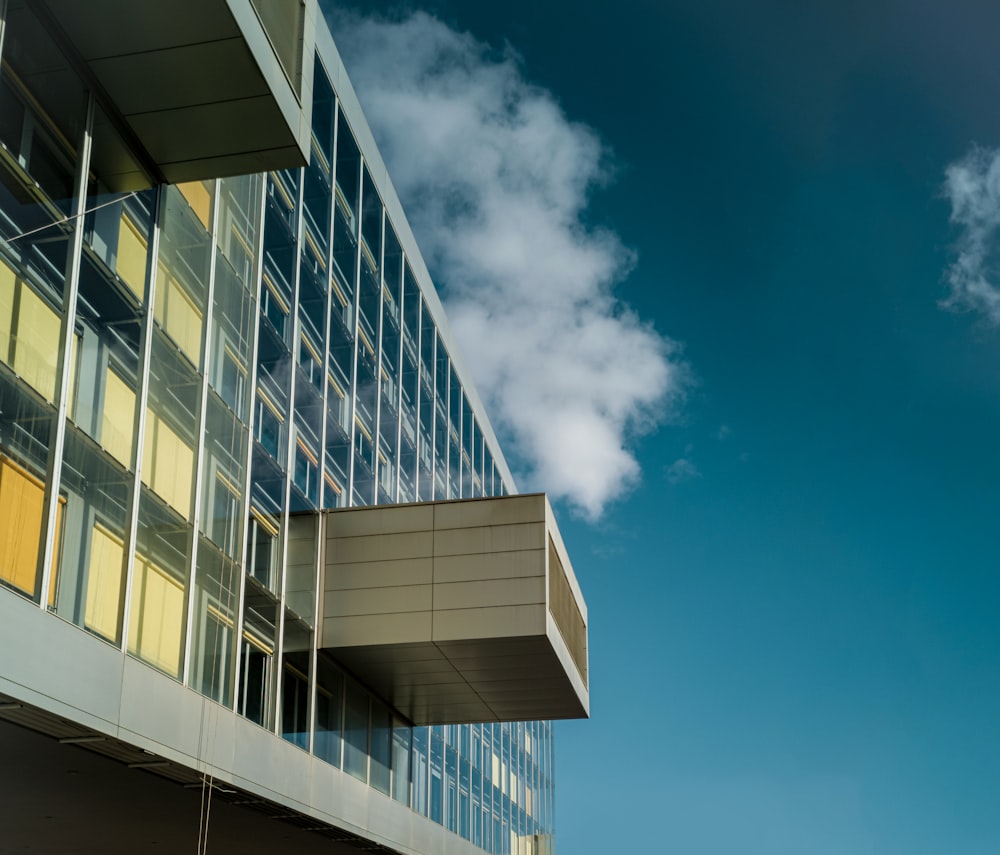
[412, 285, 421, 500]
[120, 185, 166, 653]
[231, 175, 269, 713]
[430, 329, 437, 500]
[0, 0, 9, 59]
[37, 93, 94, 607]
[457, 379, 463, 500]
[372, 207, 384, 501]
[445, 357, 452, 500]
[308, 141, 339, 754]
[393, 252, 404, 503]
[274, 168, 306, 737]
[345, 148, 362, 506]
[181, 179, 222, 688]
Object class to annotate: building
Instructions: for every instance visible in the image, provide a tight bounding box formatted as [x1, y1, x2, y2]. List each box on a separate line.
[0, 2, 588, 855]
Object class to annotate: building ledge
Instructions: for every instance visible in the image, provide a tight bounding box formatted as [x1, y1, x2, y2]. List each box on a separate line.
[308, 494, 590, 725]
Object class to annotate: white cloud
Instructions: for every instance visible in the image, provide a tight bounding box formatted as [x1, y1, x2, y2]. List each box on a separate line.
[328, 9, 684, 519]
[943, 145, 1000, 324]
[664, 458, 701, 485]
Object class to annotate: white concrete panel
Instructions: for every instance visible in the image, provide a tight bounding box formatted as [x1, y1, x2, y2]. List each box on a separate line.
[432, 603, 547, 643]
[432, 494, 545, 530]
[118, 657, 205, 761]
[326, 556, 434, 590]
[0, 597, 126, 730]
[323, 583, 432, 618]
[322, 611, 432, 647]
[326, 503, 434, 538]
[433, 576, 546, 611]
[433, 521, 545, 557]
[432, 549, 545, 584]
[328, 530, 433, 564]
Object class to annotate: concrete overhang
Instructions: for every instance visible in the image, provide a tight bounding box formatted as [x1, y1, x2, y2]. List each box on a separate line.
[304, 494, 590, 725]
[37, 0, 314, 183]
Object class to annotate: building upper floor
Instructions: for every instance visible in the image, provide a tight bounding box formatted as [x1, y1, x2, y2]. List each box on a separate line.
[0, 3, 587, 855]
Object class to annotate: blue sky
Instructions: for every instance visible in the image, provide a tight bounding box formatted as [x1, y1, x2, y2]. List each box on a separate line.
[327, 2, 1000, 852]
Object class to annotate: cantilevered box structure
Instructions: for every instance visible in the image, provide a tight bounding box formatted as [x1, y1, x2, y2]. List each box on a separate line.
[293, 494, 589, 725]
[33, 0, 313, 184]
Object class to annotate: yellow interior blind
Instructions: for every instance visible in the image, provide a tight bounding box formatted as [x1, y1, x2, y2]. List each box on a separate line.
[12, 284, 60, 402]
[101, 367, 135, 467]
[128, 554, 184, 676]
[177, 181, 212, 230]
[84, 523, 124, 641]
[116, 213, 147, 299]
[0, 456, 44, 595]
[154, 265, 203, 365]
[141, 407, 194, 518]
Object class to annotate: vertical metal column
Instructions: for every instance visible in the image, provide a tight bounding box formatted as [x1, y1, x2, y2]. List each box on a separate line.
[274, 165, 306, 737]
[182, 178, 223, 687]
[231, 174, 269, 712]
[38, 92, 95, 607]
[119, 186, 166, 653]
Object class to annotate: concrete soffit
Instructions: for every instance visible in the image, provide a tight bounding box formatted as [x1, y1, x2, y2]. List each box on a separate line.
[35, 0, 313, 184]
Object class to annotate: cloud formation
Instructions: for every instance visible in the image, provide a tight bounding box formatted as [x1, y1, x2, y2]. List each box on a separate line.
[664, 458, 701, 486]
[329, 9, 683, 518]
[943, 145, 1000, 324]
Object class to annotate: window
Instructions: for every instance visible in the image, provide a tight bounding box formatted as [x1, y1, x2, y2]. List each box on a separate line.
[0, 455, 48, 596]
[247, 510, 278, 590]
[238, 631, 273, 727]
[344, 681, 369, 782]
[101, 366, 135, 467]
[254, 391, 284, 460]
[116, 212, 148, 299]
[154, 267, 203, 366]
[281, 661, 310, 749]
[141, 406, 194, 519]
[83, 523, 125, 641]
[127, 553, 186, 676]
[0, 260, 61, 402]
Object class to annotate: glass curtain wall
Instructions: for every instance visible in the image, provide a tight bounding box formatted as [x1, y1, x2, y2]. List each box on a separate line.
[0, 12, 546, 853]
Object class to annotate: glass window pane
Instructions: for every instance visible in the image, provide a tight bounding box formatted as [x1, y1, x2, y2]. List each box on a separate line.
[191, 538, 239, 705]
[314, 655, 343, 767]
[128, 489, 191, 678]
[344, 681, 369, 782]
[391, 718, 411, 805]
[370, 698, 391, 795]
[51, 426, 131, 643]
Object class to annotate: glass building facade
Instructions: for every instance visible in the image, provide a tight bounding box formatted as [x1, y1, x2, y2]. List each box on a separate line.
[0, 4, 555, 854]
